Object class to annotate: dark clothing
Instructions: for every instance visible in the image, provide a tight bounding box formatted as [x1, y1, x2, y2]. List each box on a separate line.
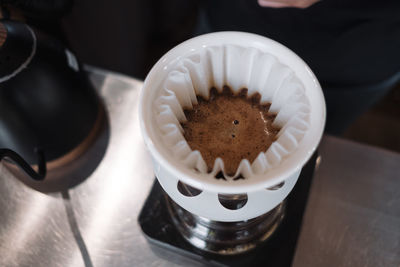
[323, 72, 400, 134]
[203, 0, 400, 87]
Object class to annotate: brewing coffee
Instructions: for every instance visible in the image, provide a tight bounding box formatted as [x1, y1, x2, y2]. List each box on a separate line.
[181, 86, 281, 176]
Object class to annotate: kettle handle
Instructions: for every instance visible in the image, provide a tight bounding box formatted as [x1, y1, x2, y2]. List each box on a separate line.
[0, 148, 46, 180]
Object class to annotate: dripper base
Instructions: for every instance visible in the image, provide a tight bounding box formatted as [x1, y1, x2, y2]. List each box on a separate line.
[138, 152, 317, 266]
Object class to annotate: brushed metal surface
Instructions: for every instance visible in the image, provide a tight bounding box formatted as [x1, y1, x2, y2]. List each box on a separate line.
[0, 68, 202, 267]
[293, 136, 400, 267]
[0, 68, 399, 267]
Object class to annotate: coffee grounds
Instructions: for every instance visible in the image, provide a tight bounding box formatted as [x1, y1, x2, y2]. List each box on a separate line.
[181, 86, 281, 176]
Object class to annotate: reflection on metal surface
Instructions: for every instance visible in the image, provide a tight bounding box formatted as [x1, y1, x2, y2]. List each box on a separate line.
[293, 136, 400, 267]
[2, 192, 49, 264]
[166, 194, 285, 255]
[62, 191, 94, 267]
[314, 155, 322, 171]
[217, 193, 248, 210]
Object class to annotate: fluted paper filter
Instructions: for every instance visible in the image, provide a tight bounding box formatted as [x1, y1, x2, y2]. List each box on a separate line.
[154, 45, 310, 180]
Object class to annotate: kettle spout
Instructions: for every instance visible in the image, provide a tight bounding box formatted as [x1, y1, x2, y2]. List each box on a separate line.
[0, 148, 46, 180]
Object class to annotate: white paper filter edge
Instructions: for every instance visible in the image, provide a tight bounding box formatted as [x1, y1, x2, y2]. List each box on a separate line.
[154, 45, 310, 180]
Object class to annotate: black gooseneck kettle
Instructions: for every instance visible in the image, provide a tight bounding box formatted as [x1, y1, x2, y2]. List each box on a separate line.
[0, 20, 99, 180]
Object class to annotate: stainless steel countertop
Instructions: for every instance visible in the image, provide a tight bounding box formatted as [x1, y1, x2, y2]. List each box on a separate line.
[293, 137, 400, 267]
[1, 68, 399, 267]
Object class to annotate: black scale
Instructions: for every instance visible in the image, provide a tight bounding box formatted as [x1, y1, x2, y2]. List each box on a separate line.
[138, 152, 318, 266]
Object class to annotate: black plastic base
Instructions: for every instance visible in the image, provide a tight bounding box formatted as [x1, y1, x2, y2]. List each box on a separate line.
[138, 152, 317, 267]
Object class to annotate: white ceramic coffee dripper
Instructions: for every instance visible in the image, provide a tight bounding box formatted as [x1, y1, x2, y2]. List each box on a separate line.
[139, 32, 325, 223]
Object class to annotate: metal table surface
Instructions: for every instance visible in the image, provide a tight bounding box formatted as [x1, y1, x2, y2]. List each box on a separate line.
[0, 69, 399, 267]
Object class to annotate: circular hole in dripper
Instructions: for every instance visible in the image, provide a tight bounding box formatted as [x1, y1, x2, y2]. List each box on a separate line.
[177, 181, 202, 197]
[266, 181, 285, 191]
[218, 193, 248, 210]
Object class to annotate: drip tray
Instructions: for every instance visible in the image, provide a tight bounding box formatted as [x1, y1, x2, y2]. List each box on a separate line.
[138, 153, 317, 267]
